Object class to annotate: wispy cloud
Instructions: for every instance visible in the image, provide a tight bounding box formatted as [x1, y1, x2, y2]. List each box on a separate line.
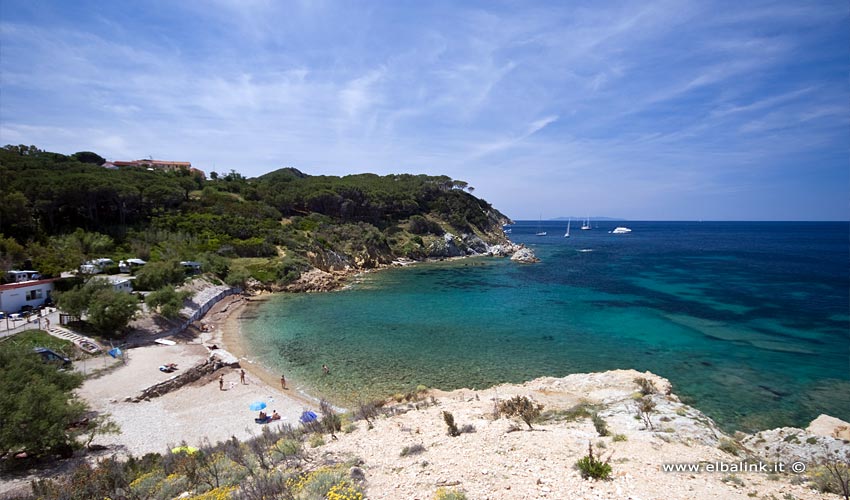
[0, 0, 847, 220]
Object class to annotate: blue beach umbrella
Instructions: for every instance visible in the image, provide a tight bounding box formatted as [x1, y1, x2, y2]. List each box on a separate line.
[249, 401, 267, 411]
[300, 410, 318, 423]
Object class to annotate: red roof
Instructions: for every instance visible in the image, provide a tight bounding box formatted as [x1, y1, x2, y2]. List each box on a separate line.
[0, 278, 59, 290]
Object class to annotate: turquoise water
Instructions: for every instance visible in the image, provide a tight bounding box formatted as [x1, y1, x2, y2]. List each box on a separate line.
[242, 221, 850, 432]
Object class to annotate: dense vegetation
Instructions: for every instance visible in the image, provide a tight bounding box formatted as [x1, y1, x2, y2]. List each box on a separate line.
[0, 145, 510, 287]
[0, 338, 114, 461]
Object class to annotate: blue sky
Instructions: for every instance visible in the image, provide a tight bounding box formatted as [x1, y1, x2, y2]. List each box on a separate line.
[1, 1, 847, 220]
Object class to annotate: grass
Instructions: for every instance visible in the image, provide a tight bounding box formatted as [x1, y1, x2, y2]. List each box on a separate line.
[0, 329, 77, 358]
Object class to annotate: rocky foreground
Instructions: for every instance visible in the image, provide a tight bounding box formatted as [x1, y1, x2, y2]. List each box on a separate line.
[317, 370, 847, 499]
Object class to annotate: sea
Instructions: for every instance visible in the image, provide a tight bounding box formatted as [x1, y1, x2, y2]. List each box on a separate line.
[241, 221, 850, 432]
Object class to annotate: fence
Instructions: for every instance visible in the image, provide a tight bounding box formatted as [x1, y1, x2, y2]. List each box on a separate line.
[157, 286, 242, 338]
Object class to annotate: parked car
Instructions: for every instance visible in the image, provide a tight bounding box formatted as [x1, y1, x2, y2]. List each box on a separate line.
[33, 347, 72, 367]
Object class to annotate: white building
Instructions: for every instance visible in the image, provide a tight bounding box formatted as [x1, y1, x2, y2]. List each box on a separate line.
[0, 279, 56, 314]
[79, 258, 114, 275]
[5, 270, 41, 282]
[92, 276, 133, 293]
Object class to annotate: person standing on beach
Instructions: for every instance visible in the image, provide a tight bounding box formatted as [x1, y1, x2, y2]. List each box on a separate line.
[280, 373, 287, 390]
[240, 369, 246, 385]
[322, 364, 330, 376]
[219, 374, 224, 391]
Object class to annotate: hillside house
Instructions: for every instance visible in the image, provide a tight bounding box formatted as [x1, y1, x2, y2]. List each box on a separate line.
[108, 159, 205, 178]
[80, 258, 114, 274]
[93, 276, 133, 293]
[0, 279, 56, 314]
[5, 270, 41, 283]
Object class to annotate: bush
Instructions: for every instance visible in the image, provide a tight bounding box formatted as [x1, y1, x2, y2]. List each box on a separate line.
[400, 443, 427, 457]
[612, 434, 628, 442]
[575, 441, 612, 480]
[634, 377, 657, 396]
[592, 413, 609, 437]
[134, 260, 185, 290]
[434, 487, 468, 500]
[718, 438, 740, 456]
[499, 395, 543, 430]
[635, 396, 656, 430]
[0, 346, 87, 459]
[442, 411, 460, 437]
[145, 286, 190, 318]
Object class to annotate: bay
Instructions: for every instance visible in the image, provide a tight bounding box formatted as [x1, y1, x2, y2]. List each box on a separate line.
[242, 221, 850, 432]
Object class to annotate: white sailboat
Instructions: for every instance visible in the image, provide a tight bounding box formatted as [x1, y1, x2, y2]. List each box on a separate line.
[580, 216, 591, 230]
[535, 216, 547, 236]
[564, 218, 571, 238]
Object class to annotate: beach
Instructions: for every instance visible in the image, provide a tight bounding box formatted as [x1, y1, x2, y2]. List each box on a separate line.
[75, 294, 318, 457]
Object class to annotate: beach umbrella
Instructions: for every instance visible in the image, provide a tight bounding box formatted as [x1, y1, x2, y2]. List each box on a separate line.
[299, 410, 318, 423]
[108, 347, 122, 358]
[249, 401, 267, 411]
[171, 446, 198, 454]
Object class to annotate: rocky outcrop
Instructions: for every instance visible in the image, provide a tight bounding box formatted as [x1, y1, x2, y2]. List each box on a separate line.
[742, 427, 850, 465]
[285, 267, 343, 292]
[317, 369, 829, 500]
[130, 351, 239, 402]
[427, 232, 466, 257]
[807, 414, 850, 440]
[510, 246, 539, 263]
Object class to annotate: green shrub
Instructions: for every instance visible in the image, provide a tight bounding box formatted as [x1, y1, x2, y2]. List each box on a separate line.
[434, 487, 468, 500]
[442, 411, 460, 437]
[308, 434, 325, 448]
[592, 413, 609, 437]
[612, 434, 628, 442]
[575, 441, 612, 480]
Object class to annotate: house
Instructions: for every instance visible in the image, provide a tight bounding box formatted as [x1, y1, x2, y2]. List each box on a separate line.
[5, 270, 41, 283]
[0, 278, 56, 313]
[107, 159, 205, 178]
[118, 258, 146, 273]
[92, 276, 133, 293]
[180, 261, 202, 274]
[79, 258, 114, 275]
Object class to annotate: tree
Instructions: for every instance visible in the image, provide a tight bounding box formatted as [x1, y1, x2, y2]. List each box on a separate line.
[0, 346, 87, 457]
[87, 288, 140, 335]
[145, 286, 190, 318]
[71, 151, 106, 166]
[133, 260, 185, 290]
[57, 280, 139, 335]
[56, 280, 110, 319]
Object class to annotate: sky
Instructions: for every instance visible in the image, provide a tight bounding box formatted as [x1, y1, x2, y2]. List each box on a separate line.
[1, 1, 847, 221]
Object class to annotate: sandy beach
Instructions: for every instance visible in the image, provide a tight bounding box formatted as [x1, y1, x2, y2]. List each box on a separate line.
[75, 294, 318, 457]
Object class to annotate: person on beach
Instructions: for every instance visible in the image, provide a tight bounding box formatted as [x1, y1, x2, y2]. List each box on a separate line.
[219, 374, 224, 391]
[271, 410, 280, 421]
[322, 364, 330, 376]
[280, 374, 287, 390]
[240, 369, 246, 385]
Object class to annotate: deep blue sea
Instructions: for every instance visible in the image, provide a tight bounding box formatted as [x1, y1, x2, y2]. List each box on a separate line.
[242, 221, 849, 432]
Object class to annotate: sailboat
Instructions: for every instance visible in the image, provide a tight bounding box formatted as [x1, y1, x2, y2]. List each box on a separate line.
[535, 216, 547, 236]
[564, 219, 571, 238]
[580, 216, 591, 230]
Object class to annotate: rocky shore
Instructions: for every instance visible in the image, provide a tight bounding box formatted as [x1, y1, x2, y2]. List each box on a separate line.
[320, 370, 848, 499]
[283, 233, 537, 293]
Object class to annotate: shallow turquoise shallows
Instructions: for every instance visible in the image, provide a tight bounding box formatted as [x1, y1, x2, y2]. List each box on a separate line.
[242, 221, 850, 432]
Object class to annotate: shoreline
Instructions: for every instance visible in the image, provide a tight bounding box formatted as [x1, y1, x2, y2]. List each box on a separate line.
[207, 293, 321, 411]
